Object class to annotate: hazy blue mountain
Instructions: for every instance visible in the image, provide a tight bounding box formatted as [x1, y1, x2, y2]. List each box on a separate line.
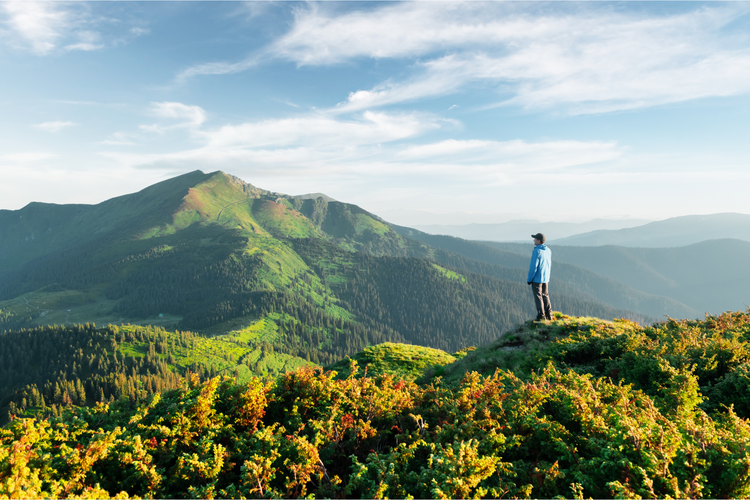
[551, 213, 750, 247]
[412, 218, 650, 242]
[394, 226, 698, 320]
[486, 240, 750, 314]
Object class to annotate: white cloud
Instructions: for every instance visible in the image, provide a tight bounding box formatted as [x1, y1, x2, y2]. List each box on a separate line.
[100, 107, 619, 190]
[100, 110, 452, 175]
[270, 3, 505, 66]
[2, 2, 68, 55]
[175, 57, 262, 82]
[1, 2, 145, 55]
[150, 102, 206, 126]
[63, 30, 103, 52]
[398, 139, 622, 172]
[201, 111, 447, 148]
[99, 132, 137, 146]
[276, 3, 750, 114]
[141, 102, 207, 133]
[34, 121, 75, 133]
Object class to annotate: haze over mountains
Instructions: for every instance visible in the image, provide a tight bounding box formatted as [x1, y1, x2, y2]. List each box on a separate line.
[413, 218, 651, 243]
[414, 212, 750, 247]
[550, 213, 750, 247]
[488, 240, 750, 315]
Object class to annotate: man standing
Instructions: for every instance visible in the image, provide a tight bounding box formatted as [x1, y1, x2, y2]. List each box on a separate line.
[527, 233, 552, 321]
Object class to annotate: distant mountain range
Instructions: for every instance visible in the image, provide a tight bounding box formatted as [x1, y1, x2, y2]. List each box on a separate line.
[550, 213, 750, 247]
[411, 213, 750, 249]
[394, 227, 699, 319]
[413, 218, 650, 242]
[486, 240, 750, 314]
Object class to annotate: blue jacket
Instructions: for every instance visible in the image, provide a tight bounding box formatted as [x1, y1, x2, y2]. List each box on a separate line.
[527, 243, 551, 283]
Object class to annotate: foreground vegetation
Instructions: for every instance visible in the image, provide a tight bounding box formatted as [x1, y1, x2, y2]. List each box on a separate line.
[3, 310, 750, 498]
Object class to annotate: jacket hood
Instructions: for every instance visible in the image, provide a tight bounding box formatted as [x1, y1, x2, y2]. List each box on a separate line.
[536, 243, 548, 250]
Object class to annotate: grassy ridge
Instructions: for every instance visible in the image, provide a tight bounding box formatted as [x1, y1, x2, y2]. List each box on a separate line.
[326, 342, 457, 381]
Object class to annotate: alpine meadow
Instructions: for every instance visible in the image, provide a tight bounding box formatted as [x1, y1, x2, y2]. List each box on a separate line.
[3, 1, 750, 499]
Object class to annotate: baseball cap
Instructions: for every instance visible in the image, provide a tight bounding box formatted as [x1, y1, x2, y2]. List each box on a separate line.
[531, 233, 545, 243]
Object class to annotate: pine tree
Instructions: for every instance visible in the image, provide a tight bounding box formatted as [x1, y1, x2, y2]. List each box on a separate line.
[75, 379, 86, 405]
[53, 382, 63, 405]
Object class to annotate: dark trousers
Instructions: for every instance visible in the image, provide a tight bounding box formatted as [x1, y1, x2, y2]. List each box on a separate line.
[531, 282, 552, 320]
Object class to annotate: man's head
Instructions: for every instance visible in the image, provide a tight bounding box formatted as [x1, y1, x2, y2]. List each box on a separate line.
[531, 233, 545, 245]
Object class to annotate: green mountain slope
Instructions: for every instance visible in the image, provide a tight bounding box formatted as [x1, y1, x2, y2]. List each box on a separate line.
[325, 342, 457, 381]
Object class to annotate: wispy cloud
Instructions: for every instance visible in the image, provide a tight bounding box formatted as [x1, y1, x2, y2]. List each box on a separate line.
[63, 30, 103, 52]
[1, 2, 145, 55]
[141, 102, 207, 134]
[53, 100, 127, 108]
[175, 3, 750, 115]
[100, 105, 619, 192]
[2, 2, 69, 55]
[398, 139, 623, 177]
[99, 132, 137, 147]
[34, 121, 75, 132]
[321, 4, 750, 114]
[175, 56, 263, 83]
[200, 111, 448, 149]
[101, 109, 452, 172]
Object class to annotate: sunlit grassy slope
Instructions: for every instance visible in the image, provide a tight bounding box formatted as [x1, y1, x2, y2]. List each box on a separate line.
[325, 342, 457, 381]
[0, 170, 416, 333]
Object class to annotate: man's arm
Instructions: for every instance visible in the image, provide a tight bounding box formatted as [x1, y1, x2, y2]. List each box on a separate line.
[527, 248, 539, 284]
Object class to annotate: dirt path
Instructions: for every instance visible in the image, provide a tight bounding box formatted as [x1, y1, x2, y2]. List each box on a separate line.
[216, 199, 249, 221]
[21, 295, 70, 324]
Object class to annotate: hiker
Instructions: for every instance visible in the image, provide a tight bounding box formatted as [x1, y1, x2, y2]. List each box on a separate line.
[527, 232, 552, 321]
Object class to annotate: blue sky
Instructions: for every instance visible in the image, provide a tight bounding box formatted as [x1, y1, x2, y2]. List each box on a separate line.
[1, 1, 750, 225]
